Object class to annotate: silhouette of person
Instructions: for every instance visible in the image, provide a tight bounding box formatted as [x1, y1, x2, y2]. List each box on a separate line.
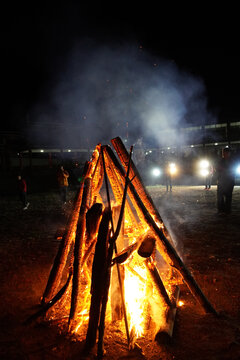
[205, 162, 214, 189]
[216, 147, 235, 214]
[17, 175, 30, 210]
[57, 165, 69, 204]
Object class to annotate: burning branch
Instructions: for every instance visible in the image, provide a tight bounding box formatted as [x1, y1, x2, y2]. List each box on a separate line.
[68, 176, 92, 331]
[85, 208, 111, 351]
[104, 144, 217, 315]
[96, 145, 134, 356]
[41, 162, 91, 304]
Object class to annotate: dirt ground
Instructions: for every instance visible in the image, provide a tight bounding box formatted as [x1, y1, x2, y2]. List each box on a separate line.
[0, 185, 240, 360]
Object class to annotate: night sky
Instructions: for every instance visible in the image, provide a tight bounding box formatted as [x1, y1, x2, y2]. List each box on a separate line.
[2, 3, 240, 136]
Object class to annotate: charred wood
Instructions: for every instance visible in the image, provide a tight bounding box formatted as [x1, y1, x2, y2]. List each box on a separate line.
[68, 177, 92, 330]
[86, 203, 103, 241]
[97, 146, 133, 353]
[104, 145, 217, 315]
[138, 233, 156, 258]
[41, 165, 88, 304]
[102, 147, 138, 228]
[144, 257, 172, 308]
[85, 208, 111, 351]
[111, 137, 171, 239]
[155, 285, 180, 344]
[110, 205, 125, 322]
[111, 241, 139, 265]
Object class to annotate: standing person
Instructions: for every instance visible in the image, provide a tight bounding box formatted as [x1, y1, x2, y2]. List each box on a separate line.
[205, 162, 214, 190]
[164, 161, 172, 192]
[57, 165, 69, 204]
[17, 175, 30, 210]
[216, 147, 235, 214]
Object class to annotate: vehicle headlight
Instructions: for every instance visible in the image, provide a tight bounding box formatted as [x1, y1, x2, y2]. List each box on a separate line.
[152, 168, 161, 177]
[200, 169, 209, 177]
[236, 165, 240, 176]
[169, 163, 177, 175]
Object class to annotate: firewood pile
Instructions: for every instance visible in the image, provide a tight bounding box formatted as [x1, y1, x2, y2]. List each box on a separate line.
[27, 137, 217, 359]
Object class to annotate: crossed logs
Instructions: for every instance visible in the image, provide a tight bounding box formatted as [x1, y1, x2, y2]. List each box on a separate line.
[27, 137, 217, 359]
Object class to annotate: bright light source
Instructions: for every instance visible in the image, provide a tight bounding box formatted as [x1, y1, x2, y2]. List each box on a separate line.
[40, 150, 44, 153]
[68, 149, 71, 152]
[199, 159, 211, 177]
[152, 168, 161, 177]
[236, 165, 240, 176]
[215, 143, 218, 146]
[200, 169, 209, 177]
[169, 162, 177, 175]
[199, 159, 209, 168]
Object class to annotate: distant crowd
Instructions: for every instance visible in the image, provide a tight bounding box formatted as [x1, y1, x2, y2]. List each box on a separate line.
[17, 147, 236, 215]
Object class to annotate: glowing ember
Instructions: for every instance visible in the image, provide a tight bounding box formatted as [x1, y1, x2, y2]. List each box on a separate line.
[178, 300, 184, 307]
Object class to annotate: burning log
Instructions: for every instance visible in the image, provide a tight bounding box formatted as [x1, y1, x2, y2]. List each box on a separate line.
[41, 162, 91, 304]
[111, 241, 140, 265]
[86, 203, 103, 242]
[111, 137, 171, 239]
[85, 208, 111, 351]
[155, 285, 180, 344]
[68, 176, 92, 331]
[97, 145, 133, 353]
[138, 233, 156, 258]
[110, 205, 125, 322]
[144, 257, 172, 309]
[103, 148, 138, 230]
[91, 150, 104, 203]
[77, 203, 104, 272]
[111, 231, 155, 265]
[104, 145, 217, 315]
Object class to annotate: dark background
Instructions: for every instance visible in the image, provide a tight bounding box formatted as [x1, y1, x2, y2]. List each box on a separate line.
[2, 3, 240, 131]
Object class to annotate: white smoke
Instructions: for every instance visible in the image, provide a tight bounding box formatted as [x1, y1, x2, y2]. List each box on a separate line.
[28, 41, 215, 148]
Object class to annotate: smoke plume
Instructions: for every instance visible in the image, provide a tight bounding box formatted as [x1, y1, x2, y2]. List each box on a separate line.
[28, 41, 215, 149]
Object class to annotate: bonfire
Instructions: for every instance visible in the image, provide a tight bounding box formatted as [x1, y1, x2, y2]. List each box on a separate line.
[27, 137, 217, 359]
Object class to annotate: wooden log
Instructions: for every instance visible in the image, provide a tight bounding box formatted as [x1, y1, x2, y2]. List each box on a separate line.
[96, 146, 133, 355]
[80, 239, 96, 270]
[86, 203, 103, 241]
[155, 285, 180, 344]
[103, 146, 149, 232]
[91, 151, 104, 202]
[41, 162, 91, 304]
[144, 257, 172, 308]
[25, 271, 73, 325]
[85, 208, 111, 351]
[111, 137, 169, 235]
[111, 241, 140, 265]
[68, 177, 92, 330]
[104, 145, 217, 315]
[103, 147, 138, 229]
[110, 205, 125, 322]
[111, 229, 154, 266]
[137, 233, 156, 258]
